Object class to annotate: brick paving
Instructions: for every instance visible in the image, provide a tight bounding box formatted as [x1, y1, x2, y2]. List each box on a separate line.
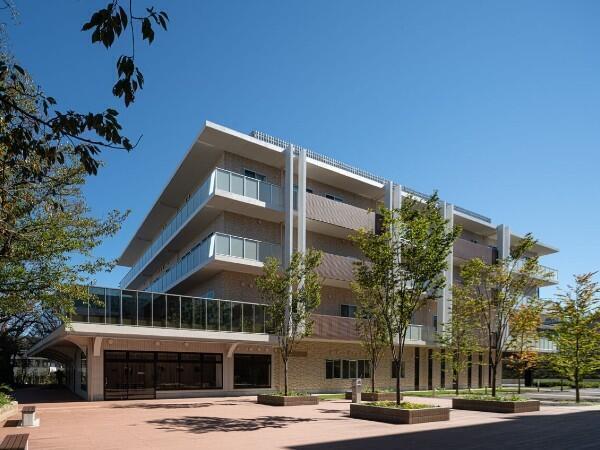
[1, 388, 599, 449]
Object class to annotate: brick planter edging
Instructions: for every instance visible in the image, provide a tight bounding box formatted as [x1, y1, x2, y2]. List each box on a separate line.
[350, 403, 450, 424]
[257, 394, 319, 406]
[345, 392, 402, 402]
[0, 401, 18, 424]
[452, 398, 540, 413]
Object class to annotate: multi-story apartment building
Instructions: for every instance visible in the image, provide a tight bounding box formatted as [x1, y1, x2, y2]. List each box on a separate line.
[29, 121, 558, 401]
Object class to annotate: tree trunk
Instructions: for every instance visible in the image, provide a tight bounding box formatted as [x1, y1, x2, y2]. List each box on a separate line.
[575, 367, 580, 403]
[371, 358, 376, 393]
[491, 362, 497, 397]
[284, 358, 289, 396]
[396, 338, 404, 405]
[454, 368, 459, 396]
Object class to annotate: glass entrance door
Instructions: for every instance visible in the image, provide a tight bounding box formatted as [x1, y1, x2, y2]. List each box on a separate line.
[105, 351, 156, 400]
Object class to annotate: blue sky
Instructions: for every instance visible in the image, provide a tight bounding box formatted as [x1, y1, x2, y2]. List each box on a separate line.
[7, 1, 600, 295]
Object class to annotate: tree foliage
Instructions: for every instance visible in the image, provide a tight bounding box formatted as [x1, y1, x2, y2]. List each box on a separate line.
[436, 283, 482, 394]
[256, 250, 322, 395]
[351, 193, 461, 404]
[506, 299, 542, 393]
[458, 234, 552, 396]
[352, 281, 388, 393]
[546, 273, 600, 403]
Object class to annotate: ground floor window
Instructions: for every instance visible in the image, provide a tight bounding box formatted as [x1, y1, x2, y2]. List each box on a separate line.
[234, 354, 271, 388]
[325, 359, 371, 379]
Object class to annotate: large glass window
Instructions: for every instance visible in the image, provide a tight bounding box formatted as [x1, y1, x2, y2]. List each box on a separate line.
[325, 359, 371, 379]
[106, 289, 121, 325]
[234, 354, 271, 389]
[89, 287, 106, 323]
[156, 352, 179, 390]
[153, 294, 166, 327]
[137, 292, 152, 327]
[72, 299, 89, 322]
[121, 290, 137, 325]
[340, 304, 357, 318]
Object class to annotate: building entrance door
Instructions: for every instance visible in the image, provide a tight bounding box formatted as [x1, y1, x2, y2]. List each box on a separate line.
[104, 351, 156, 400]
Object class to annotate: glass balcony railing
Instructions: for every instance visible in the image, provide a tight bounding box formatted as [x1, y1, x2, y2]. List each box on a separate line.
[121, 168, 282, 288]
[72, 287, 269, 334]
[147, 233, 281, 293]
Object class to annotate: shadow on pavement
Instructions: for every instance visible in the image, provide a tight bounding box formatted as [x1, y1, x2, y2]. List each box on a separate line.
[13, 385, 83, 404]
[288, 409, 600, 450]
[112, 402, 214, 409]
[148, 415, 317, 434]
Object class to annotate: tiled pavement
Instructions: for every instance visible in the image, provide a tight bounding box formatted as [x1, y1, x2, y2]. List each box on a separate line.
[2, 387, 599, 449]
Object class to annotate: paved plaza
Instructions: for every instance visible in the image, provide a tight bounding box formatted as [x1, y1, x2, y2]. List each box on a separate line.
[2, 388, 600, 449]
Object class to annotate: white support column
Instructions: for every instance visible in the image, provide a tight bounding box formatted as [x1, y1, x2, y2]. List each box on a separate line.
[283, 145, 295, 269]
[392, 183, 402, 209]
[496, 224, 510, 259]
[297, 147, 307, 255]
[439, 202, 454, 332]
[385, 180, 393, 210]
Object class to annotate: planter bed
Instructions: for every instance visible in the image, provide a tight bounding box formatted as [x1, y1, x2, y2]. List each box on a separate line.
[345, 391, 402, 402]
[452, 398, 540, 413]
[350, 403, 450, 424]
[257, 394, 319, 406]
[0, 401, 17, 425]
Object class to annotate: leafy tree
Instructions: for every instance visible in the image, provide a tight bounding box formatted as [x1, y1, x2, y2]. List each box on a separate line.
[0, 61, 127, 383]
[0, 1, 169, 179]
[436, 283, 482, 395]
[546, 273, 600, 403]
[256, 250, 322, 396]
[459, 234, 551, 396]
[352, 282, 388, 393]
[506, 299, 543, 393]
[351, 194, 460, 404]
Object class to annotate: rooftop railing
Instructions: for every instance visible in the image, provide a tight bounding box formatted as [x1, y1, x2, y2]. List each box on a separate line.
[250, 129, 492, 223]
[121, 168, 282, 288]
[72, 286, 269, 334]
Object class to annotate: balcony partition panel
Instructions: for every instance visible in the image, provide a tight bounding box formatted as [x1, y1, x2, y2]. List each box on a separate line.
[219, 301, 231, 332]
[181, 296, 193, 329]
[254, 305, 265, 334]
[152, 294, 166, 327]
[89, 287, 106, 323]
[206, 299, 219, 331]
[106, 289, 121, 325]
[243, 303, 254, 333]
[166, 295, 180, 328]
[231, 302, 242, 332]
[193, 297, 206, 330]
[121, 290, 137, 326]
[137, 292, 152, 327]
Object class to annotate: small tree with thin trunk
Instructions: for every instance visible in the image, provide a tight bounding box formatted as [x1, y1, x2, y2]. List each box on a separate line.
[256, 249, 322, 396]
[546, 273, 600, 403]
[459, 234, 551, 397]
[352, 282, 389, 393]
[506, 299, 543, 393]
[351, 193, 461, 404]
[436, 283, 482, 395]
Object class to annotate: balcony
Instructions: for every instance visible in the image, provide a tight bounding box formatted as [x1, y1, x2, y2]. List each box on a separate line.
[306, 193, 375, 237]
[316, 253, 357, 287]
[72, 287, 269, 334]
[121, 168, 282, 289]
[535, 337, 557, 353]
[514, 259, 559, 286]
[147, 232, 281, 293]
[310, 314, 434, 344]
[453, 239, 497, 265]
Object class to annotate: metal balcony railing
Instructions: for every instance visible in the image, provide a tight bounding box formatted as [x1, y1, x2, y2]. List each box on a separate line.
[121, 168, 282, 288]
[146, 233, 281, 293]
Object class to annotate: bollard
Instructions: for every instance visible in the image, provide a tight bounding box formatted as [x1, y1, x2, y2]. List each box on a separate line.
[352, 378, 362, 403]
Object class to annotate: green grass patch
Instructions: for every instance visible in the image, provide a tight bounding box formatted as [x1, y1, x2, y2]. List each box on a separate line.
[317, 393, 346, 400]
[367, 401, 436, 410]
[460, 393, 525, 402]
